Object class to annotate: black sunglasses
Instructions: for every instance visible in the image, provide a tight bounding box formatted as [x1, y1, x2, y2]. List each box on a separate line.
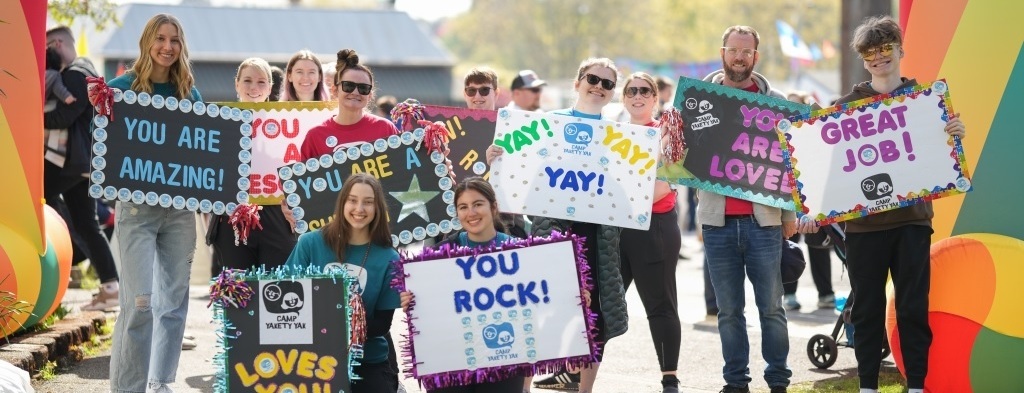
[625, 86, 654, 98]
[582, 73, 616, 90]
[464, 86, 492, 97]
[340, 81, 372, 95]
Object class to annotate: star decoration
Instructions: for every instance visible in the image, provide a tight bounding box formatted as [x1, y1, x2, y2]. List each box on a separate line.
[390, 175, 440, 222]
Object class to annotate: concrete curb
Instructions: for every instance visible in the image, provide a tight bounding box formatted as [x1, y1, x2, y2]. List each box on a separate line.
[0, 311, 108, 375]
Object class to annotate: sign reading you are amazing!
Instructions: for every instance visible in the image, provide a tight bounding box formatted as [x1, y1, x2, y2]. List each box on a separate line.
[89, 90, 253, 215]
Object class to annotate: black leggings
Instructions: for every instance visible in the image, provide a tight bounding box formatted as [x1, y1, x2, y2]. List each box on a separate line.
[352, 361, 398, 393]
[619, 209, 682, 372]
[428, 376, 525, 393]
[208, 206, 296, 273]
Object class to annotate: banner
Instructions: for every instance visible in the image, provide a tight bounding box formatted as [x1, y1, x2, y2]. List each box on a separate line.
[393, 234, 597, 390]
[224, 101, 335, 205]
[214, 271, 352, 393]
[424, 105, 496, 181]
[490, 109, 659, 230]
[87, 91, 252, 214]
[659, 76, 807, 210]
[279, 129, 456, 246]
[779, 79, 973, 225]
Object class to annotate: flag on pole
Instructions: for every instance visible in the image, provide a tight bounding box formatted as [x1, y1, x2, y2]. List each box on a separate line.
[775, 20, 814, 61]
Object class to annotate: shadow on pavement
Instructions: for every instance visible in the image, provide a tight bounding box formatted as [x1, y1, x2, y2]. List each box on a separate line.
[184, 374, 215, 393]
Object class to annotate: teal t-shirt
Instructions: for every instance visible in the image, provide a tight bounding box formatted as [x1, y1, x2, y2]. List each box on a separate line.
[107, 72, 202, 101]
[455, 232, 512, 248]
[550, 107, 602, 120]
[285, 231, 401, 364]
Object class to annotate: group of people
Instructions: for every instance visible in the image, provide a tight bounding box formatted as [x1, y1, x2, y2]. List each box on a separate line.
[40, 10, 967, 393]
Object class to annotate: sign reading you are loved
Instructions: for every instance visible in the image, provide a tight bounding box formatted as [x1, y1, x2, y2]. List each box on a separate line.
[224, 101, 335, 205]
[424, 105, 497, 181]
[658, 76, 808, 210]
[279, 129, 456, 246]
[490, 109, 660, 230]
[89, 90, 252, 215]
[394, 235, 596, 390]
[779, 79, 972, 225]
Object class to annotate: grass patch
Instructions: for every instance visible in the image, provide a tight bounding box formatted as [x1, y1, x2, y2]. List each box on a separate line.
[81, 318, 115, 357]
[26, 305, 70, 333]
[787, 369, 906, 392]
[37, 361, 59, 381]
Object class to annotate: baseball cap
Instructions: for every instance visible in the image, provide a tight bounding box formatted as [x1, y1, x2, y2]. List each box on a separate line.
[511, 70, 546, 90]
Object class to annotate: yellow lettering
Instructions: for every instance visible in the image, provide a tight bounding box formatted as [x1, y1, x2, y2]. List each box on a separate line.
[234, 362, 260, 387]
[602, 125, 623, 146]
[459, 150, 478, 170]
[611, 139, 631, 159]
[254, 352, 279, 379]
[315, 355, 338, 380]
[376, 155, 392, 178]
[296, 351, 318, 378]
[254, 383, 277, 393]
[276, 349, 299, 375]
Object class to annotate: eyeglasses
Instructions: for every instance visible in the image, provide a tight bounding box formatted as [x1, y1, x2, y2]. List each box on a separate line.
[340, 81, 372, 95]
[859, 43, 898, 61]
[625, 86, 654, 98]
[722, 47, 757, 58]
[582, 73, 616, 90]
[464, 86, 492, 97]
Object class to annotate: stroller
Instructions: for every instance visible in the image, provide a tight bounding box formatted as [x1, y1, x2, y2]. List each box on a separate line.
[805, 222, 891, 369]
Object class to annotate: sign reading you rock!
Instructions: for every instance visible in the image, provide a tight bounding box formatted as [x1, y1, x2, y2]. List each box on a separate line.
[89, 90, 253, 215]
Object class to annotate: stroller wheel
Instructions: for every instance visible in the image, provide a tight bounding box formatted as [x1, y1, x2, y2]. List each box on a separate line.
[807, 334, 839, 369]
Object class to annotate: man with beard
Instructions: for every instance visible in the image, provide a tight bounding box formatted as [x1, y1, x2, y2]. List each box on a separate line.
[698, 25, 796, 393]
[506, 69, 546, 111]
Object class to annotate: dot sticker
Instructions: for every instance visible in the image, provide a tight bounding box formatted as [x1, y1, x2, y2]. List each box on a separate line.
[226, 202, 238, 214]
[439, 177, 453, 190]
[207, 103, 220, 118]
[472, 162, 487, 175]
[333, 151, 347, 164]
[319, 155, 333, 169]
[236, 191, 249, 204]
[430, 151, 444, 164]
[447, 204, 456, 217]
[186, 197, 200, 211]
[292, 207, 305, 220]
[219, 106, 231, 119]
[387, 135, 401, 148]
[179, 98, 192, 113]
[152, 95, 165, 109]
[93, 128, 107, 142]
[439, 220, 452, 233]
[112, 90, 123, 102]
[165, 96, 178, 111]
[118, 188, 132, 202]
[159, 194, 172, 207]
[435, 164, 449, 177]
[90, 170, 105, 184]
[286, 194, 301, 208]
[452, 217, 462, 230]
[413, 128, 425, 139]
[239, 136, 252, 150]
[213, 201, 226, 215]
[131, 191, 145, 204]
[241, 109, 253, 123]
[292, 162, 306, 176]
[312, 178, 327, 192]
[347, 147, 360, 160]
[237, 177, 251, 191]
[325, 136, 338, 148]
[401, 132, 414, 145]
[265, 121, 279, 137]
[93, 142, 107, 156]
[374, 139, 387, 152]
[399, 230, 413, 244]
[278, 166, 293, 180]
[93, 115, 109, 128]
[92, 156, 106, 171]
[88, 184, 103, 198]
[146, 192, 159, 206]
[193, 101, 206, 115]
[230, 107, 242, 121]
[238, 163, 251, 177]
[413, 227, 426, 241]
[442, 190, 455, 204]
[392, 235, 400, 248]
[238, 150, 251, 164]
[103, 186, 117, 200]
[426, 223, 439, 237]
[360, 143, 373, 156]
[137, 92, 151, 106]
[282, 180, 297, 194]
[123, 90, 137, 104]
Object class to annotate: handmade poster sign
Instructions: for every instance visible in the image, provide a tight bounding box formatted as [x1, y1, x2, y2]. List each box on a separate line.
[778, 79, 972, 225]
[490, 109, 660, 230]
[278, 129, 456, 246]
[393, 233, 597, 389]
[424, 105, 497, 181]
[223, 101, 335, 205]
[88, 90, 253, 215]
[658, 76, 808, 210]
[212, 269, 353, 393]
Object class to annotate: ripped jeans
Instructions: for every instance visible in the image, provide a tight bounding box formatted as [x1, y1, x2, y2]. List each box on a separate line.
[110, 202, 196, 393]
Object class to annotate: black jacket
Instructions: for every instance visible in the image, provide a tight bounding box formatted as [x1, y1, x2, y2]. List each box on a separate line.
[44, 57, 98, 176]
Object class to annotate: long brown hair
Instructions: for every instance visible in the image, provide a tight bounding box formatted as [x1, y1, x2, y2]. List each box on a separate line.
[128, 14, 195, 99]
[321, 173, 392, 262]
[282, 49, 328, 101]
[454, 177, 505, 233]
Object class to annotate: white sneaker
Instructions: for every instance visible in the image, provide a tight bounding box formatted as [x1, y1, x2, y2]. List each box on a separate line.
[81, 289, 119, 311]
[146, 383, 174, 393]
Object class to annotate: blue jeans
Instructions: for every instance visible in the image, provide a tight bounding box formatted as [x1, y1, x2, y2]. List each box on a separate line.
[109, 202, 196, 392]
[703, 216, 791, 388]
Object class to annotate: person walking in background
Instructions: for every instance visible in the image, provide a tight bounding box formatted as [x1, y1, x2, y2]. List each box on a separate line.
[43, 26, 120, 313]
[280, 49, 328, 102]
[700, 25, 795, 393]
[505, 69, 546, 112]
[95, 14, 204, 393]
[268, 65, 284, 102]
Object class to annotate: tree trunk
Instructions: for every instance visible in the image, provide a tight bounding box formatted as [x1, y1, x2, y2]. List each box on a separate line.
[840, 0, 893, 94]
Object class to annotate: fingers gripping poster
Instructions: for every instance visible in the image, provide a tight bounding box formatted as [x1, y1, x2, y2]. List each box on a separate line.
[279, 129, 457, 245]
[393, 234, 598, 390]
[658, 76, 807, 210]
[89, 91, 252, 214]
[490, 109, 660, 230]
[779, 79, 973, 225]
[424, 105, 497, 181]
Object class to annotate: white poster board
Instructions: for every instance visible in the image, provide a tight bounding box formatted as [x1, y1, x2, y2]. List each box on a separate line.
[489, 109, 660, 230]
[778, 79, 972, 225]
[400, 239, 593, 381]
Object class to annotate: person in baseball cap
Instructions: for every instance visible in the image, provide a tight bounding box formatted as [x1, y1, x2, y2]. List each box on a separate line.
[507, 69, 546, 111]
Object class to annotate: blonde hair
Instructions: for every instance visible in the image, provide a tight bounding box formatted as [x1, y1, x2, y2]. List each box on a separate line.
[575, 57, 619, 82]
[235, 57, 272, 82]
[622, 72, 659, 100]
[128, 14, 195, 99]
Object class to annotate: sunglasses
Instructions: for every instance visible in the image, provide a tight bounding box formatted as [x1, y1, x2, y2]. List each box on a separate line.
[722, 47, 757, 58]
[859, 43, 898, 61]
[464, 86, 492, 97]
[625, 86, 654, 98]
[581, 73, 616, 90]
[340, 81, 372, 95]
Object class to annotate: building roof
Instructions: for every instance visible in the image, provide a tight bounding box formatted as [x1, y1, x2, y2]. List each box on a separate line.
[94, 3, 455, 66]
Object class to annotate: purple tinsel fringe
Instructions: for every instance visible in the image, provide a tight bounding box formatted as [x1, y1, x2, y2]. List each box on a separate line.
[389, 231, 600, 390]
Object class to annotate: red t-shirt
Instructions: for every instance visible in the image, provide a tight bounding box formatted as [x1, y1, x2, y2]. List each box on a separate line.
[300, 113, 400, 161]
[643, 120, 677, 213]
[723, 82, 762, 215]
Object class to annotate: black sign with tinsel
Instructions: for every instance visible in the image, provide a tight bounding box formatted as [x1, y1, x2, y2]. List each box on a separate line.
[278, 129, 457, 246]
[424, 105, 497, 182]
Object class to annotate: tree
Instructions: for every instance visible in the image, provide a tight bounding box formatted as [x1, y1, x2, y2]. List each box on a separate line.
[47, 0, 119, 31]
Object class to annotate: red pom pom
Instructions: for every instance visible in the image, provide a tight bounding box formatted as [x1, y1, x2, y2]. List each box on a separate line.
[87, 76, 115, 121]
[661, 108, 686, 163]
[228, 204, 263, 245]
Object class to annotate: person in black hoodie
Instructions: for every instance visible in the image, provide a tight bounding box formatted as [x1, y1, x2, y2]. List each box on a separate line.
[812, 16, 966, 393]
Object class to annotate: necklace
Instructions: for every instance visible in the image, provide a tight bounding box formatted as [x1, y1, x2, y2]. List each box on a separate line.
[347, 243, 371, 348]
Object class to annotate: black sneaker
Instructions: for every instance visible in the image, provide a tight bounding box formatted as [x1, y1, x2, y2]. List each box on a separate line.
[720, 385, 749, 393]
[533, 370, 580, 391]
[769, 386, 787, 393]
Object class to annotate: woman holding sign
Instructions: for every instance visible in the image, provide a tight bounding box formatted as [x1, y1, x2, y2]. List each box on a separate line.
[97, 13, 203, 393]
[617, 72, 683, 393]
[400, 177, 529, 392]
[285, 173, 402, 392]
[207, 57, 299, 275]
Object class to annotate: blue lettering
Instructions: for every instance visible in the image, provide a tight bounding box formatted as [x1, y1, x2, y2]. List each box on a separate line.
[406, 147, 421, 169]
[297, 177, 313, 199]
[456, 256, 475, 280]
[474, 287, 495, 311]
[454, 290, 471, 313]
[517, 282, 539, 305]
[495, 284, 516, 308]
[544, 166, 564, 187]
[476, 255, 497, 278]
[499, 252, 519, 275]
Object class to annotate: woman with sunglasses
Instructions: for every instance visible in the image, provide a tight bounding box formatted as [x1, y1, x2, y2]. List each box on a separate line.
[618, 72, 683, 393]
[529, 58, 629, 393]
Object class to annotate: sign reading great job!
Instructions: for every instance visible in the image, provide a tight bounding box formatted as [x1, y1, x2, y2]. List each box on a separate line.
[213, 270, 353, 393]
[279, 129, 456, 246]
[490, 109, 660, 230]
[393, 234, 597, 390]
[88, 90, 252, 215]
[224, 101, 335, 205]
[658, 76, 807, 210]
[424, 105, 497, 181]
[778, 79, 973, 225]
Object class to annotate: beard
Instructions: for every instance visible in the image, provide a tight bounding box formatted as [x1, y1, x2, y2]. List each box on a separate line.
[722, 58, 754, 83]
